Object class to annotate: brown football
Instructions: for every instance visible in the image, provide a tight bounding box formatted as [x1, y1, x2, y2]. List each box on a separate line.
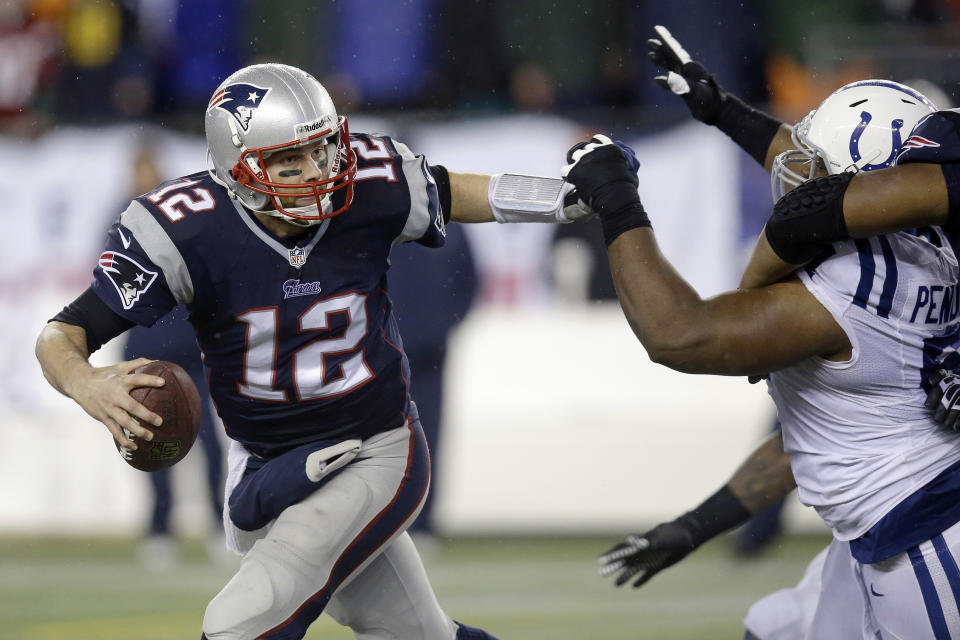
[115, 360, 202, 472]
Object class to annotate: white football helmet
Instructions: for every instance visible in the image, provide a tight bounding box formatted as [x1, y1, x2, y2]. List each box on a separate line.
[205, 63, 357, 226]
[771, 79, 937, 201]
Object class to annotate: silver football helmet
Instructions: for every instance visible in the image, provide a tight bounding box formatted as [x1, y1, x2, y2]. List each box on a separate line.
[205, 63, 357, 225]
[771, 79, 937, 201]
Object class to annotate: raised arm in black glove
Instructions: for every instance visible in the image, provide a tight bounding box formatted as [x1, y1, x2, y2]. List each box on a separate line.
[647, 25, 723, 124]
[647, 25, 782, 167]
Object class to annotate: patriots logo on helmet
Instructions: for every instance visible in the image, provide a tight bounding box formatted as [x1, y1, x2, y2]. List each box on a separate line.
[208, 83, 272, 133]
[99, 251, 158, 310]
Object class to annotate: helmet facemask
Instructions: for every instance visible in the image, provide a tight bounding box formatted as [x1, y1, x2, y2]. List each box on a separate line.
[230, 116, 357, 227]
[205, 64, 359, 227]
[771, 115, 834, 202]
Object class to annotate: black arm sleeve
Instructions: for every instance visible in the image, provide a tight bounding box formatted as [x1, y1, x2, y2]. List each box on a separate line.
[50, 287, 135, 354]
[680, 485, 753, 545]
[429, 164, 452, 224]
[714, 94, 783, 167]
[942, 162, 960, 233]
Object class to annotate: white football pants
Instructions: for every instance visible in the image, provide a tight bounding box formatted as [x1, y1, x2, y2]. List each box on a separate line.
[203, 421, 458, 640]
[744, 518, 960, 640]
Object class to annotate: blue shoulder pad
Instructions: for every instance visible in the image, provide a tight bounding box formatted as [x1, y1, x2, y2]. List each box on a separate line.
[897, 109, 960, 165]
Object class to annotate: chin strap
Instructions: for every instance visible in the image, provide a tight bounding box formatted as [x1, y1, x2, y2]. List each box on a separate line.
[259, 207, 322, 227]
[227, 116, 243, 148]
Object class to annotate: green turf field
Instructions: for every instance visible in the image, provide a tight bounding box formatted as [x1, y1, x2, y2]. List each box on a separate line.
[0, 534, 830, 639]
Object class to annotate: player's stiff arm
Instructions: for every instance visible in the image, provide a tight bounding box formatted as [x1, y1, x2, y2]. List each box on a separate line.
[563, 128, 960, 638]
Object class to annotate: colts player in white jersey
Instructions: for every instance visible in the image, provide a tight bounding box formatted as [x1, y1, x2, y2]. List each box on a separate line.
[562, 32, 960, 640]
[604, 26, 960, 640]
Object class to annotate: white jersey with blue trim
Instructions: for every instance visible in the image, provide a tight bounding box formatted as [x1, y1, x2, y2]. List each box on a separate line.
[767, 227, 960, 541]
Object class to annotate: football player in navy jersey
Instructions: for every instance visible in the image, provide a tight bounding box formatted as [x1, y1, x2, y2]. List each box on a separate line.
[34, 63, 594, 640]
[563, 26, 960, 638]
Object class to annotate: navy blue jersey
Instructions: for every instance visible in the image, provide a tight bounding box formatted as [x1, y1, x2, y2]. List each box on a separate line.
[91, 134, 446, 456]
[897, 109, 960, 232]
[897, 109, 960, 165]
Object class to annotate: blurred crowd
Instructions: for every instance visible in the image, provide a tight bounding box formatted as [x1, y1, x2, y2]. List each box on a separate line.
[4, 0, 960, 137]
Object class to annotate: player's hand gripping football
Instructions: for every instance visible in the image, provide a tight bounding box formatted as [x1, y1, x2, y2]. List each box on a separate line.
[647, 25, 725, 125]
[68, 357, 165, 449]
[926, 368, 960, 431]
[599, 519, 702, 588]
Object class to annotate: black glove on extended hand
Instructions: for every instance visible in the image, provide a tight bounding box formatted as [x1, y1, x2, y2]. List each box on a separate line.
[926, 368, 960, 431]
[646, 25, 782, 166]
[562, 135, 649, 245]
[647, 25, 724, 124]
[564, 139, 639, 215]
[598, 486, 751, 589]
[598, 519, 702, 588]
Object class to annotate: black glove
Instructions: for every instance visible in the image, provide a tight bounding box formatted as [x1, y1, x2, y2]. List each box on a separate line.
[647, 25, 724, 125]
[598, 486, 751, 589]
[647, 25, 782, 167]
[926, 368, 960, 431]
[562, 135, 649, 245]
[598, 519, 701, 588]
[562, 135, 641, 217]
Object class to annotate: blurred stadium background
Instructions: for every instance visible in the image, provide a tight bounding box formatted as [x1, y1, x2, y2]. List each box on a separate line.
[2, 0, 958, 637]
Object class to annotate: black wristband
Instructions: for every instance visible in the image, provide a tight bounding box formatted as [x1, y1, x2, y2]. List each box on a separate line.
[599, 202, 651, 246]
[714, 94, 783, 167]
[677, 485, 752, 546]
[587, 173, 651, 246]
[429, 164, 452, 224]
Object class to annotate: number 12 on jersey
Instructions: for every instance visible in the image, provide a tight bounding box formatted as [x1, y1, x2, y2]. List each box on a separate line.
[236, 292, 374, 402]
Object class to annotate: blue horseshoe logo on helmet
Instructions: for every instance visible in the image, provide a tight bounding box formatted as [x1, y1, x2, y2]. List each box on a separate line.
[849, 111, 904, 171]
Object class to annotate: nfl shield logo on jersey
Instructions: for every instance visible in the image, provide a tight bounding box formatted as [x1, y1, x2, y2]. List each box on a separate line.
[288, 246, 306, 268]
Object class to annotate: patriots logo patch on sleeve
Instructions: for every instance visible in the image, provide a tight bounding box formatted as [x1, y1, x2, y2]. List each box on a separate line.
[896, 110, 960, 165]
[207, 83, 272, 133]
[99, 251, 158, 310]
[902, 135, 941, 150]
